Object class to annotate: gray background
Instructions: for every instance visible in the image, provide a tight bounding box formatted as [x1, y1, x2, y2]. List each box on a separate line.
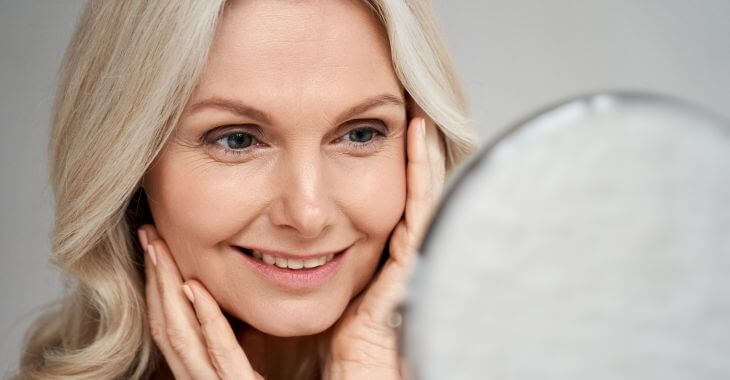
[1, 0, 729, 375]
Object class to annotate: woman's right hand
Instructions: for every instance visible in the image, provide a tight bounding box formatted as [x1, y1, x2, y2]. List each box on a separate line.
[138, 225, 264, 380]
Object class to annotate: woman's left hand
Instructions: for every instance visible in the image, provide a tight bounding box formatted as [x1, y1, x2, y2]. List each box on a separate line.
[323, 107, 446, 380]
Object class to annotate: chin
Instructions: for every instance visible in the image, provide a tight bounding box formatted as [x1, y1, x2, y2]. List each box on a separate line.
[260, 320, 331, 337]
[248, 310, 342, 337]
[225, 296, 347, 337]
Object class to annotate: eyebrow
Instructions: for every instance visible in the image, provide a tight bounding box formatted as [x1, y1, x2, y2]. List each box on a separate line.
[185, 93, 405, 125]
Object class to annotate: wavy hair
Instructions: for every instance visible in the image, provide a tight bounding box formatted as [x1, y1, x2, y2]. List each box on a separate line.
[15, 0, 477, 378]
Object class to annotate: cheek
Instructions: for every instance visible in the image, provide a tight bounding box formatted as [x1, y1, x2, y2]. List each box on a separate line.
[331, 153, 406, 240]
[144, 151, 270, 272]
[327, 147, 406, 302]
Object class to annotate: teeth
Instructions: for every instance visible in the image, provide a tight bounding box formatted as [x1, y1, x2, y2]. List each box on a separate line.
[253, 250, 335, 270]
[304, 257, 321, 268]
[275, 256, 287, 268]
[262, 253, 276, 265]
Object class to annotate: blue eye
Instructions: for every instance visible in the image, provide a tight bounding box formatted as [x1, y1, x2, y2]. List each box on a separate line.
[345, 127, 377, 143]
[215, 132, 255, 150]
[347, 128, 374, 143]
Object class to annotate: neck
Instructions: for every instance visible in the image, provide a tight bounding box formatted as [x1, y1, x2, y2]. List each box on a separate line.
[230, 316, 329, 379]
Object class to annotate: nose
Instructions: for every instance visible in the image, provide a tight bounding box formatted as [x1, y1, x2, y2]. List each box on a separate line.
[268, 149, 334, 239]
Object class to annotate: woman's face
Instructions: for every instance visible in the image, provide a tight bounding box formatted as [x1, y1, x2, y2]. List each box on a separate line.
[144, 0, 407, 336]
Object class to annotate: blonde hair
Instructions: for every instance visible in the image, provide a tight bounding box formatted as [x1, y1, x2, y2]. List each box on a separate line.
[15, 0, 477, 378]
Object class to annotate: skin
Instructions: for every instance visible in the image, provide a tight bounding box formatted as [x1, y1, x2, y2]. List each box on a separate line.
[139, 0, 446, 378]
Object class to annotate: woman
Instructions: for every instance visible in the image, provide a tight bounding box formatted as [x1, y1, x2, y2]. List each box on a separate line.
[17, 0, 476, 379]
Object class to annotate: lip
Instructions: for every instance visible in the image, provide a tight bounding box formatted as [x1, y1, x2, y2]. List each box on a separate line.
[236, 246, 348, 291]
[240, 247, 340, 261]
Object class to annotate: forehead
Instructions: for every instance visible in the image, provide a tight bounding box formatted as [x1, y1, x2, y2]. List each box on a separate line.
[191, 0, 403, 112]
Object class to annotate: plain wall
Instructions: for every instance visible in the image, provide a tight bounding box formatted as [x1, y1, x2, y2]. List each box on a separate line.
[1, 0, 729, 375]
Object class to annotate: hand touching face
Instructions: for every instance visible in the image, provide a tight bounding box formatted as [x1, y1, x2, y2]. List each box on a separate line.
[143, 0, 407, 336]
[324, 106, 447, 379]
[138, 110, 444, 379]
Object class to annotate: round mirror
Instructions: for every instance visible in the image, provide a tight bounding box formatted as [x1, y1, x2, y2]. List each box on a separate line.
[404, 93, 730, 379]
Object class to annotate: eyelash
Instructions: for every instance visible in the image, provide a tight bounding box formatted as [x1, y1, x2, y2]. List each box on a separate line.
[207, 130, 263, 157]
[335, 125, 387, 150]
[203, 122, 388, 157]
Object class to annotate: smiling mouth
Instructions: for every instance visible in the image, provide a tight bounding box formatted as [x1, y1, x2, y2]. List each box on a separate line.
[236, 247, 343, 270]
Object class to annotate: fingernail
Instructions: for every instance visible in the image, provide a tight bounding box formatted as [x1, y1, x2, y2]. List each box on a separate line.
[182, 284, 195, 303]
[138, 229, 148, 249]
[418, 118, 426, 138]
[147, 244, 158, 267]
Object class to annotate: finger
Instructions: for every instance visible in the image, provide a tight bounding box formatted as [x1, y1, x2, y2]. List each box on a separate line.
[140, 223, 160, 243]
[391, 117, 432, 260]
[355, 254, 416, 335]
[424, 118, 446, 200]
[408, 102, 446, 203]
[150, 239, 219, 379]
[406, 117, 430, 205]
[138, 227, 149, 249]
[141, 238, 193, 380]
[185, 281, 262, 380]
[406, 117, 433, 235]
